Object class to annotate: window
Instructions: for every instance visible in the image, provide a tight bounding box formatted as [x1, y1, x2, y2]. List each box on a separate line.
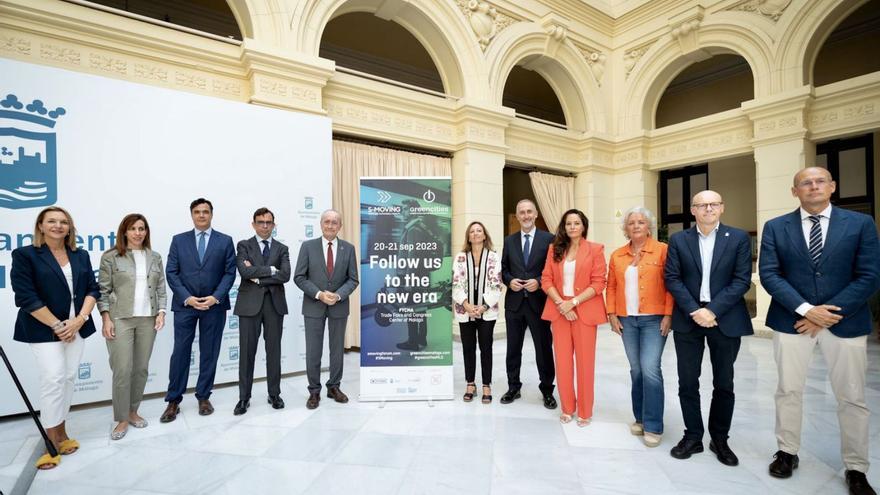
[816, 134, 875, 217]
[658, 164, 708, 241]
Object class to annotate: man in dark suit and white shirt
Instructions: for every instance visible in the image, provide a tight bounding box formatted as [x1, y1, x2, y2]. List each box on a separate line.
[760, 167, 880, 495]
[233, 207, 291, 415]
[294, 209, 359, 409]
[161, 198, 236, 422]
[664, 190, 753, 466]
[500, 199, 557, 408]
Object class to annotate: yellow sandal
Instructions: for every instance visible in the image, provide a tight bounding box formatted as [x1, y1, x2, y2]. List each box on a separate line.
[58, 439, 79, 455]
[34, 453, 61, 470]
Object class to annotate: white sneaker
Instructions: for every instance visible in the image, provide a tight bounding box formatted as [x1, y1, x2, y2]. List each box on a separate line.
[630, 422, 644, 436]
[643, 432, 662, 447]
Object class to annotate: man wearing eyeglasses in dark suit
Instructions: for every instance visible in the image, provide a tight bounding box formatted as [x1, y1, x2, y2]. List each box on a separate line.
[232, 207, 291, 415]
[664, 190, 753, 467]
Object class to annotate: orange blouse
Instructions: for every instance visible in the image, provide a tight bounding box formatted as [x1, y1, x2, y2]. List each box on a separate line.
[605, 237, 674, 317]
[540, 240, 608, 326]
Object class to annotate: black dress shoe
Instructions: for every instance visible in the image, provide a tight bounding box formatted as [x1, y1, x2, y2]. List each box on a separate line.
[768, 450, 799, 478]
[327, 386, 349, 403]
[499, 389, 521, 404]
[709, 439, 739, 466]
[846, 470, 876, 495]
[233, 400, 250, 416]
[268, 395, 285, 409]
[670, 437, 704, 459]
[306, 392, 320, 410]
[543, 394, 558, 410]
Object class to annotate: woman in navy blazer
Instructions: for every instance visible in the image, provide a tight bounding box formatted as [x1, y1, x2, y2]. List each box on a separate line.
[11, 206, 99, 470]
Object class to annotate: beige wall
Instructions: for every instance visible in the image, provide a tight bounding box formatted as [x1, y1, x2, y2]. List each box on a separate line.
[707, 155, 758, 233]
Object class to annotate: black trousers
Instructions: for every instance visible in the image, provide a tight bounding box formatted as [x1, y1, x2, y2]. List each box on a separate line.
[505, 308, 555, 395]
[673, 326, 741, 441]
[459, 319, 495, 385]
[238, 292, 283, 400]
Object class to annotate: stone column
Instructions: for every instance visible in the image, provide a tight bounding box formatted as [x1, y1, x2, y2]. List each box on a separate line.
[450, 102, 513, 335]
[743, 87, 815, 337]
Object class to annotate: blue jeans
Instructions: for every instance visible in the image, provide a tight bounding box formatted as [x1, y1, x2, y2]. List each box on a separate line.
[619, 315, 667, 434]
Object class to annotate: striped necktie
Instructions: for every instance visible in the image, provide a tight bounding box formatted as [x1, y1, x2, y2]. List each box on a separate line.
[808, 215, 822, 264]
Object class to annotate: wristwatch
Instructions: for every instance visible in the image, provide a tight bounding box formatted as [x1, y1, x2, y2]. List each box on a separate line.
[79, 313, 90, 322]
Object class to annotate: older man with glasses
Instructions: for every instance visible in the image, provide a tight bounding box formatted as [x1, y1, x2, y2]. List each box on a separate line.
[664, 190, 754, 466]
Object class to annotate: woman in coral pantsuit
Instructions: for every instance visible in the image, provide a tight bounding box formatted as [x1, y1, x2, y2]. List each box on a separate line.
[541, 209, 607, 426]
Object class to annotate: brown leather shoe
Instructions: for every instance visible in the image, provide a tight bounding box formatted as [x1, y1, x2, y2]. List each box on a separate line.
[198, 399, 214, 416]
[327, 386, 349, 403]
[160, 402, 179, 423]
[306, 392, 320, 410]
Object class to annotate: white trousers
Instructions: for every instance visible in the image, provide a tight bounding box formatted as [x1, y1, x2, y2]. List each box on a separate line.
[773, 330, 869, 472]
[29, 334, 84, 428]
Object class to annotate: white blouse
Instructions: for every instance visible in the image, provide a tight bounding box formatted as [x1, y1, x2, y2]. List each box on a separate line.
[61, 262, 75, 318]
[562, 259, 576, 297]
[624, 265, 644, 316]
[131, 250, 151, 317]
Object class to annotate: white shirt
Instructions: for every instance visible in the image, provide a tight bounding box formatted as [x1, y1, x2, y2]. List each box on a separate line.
[317, 236, 340, 301]
[799, 204, 831, 249]
[697, 223, 719, 303]
[521, 228, 536, 252]
[562, 259, 576, 297]
[61, 262, 75, 318]
[321, 236, 337, 266]
[255, 235, 272, 251]
[795, 204, 833, 317]
[624, 265, 643, 316]
[131, 250, 151, 317]
[194, 227, 213, 249]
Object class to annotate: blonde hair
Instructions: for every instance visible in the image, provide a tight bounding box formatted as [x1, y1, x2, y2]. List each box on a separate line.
[33, 206, 77, 250]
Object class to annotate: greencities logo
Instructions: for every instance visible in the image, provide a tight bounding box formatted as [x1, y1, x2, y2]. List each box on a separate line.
[0, 94, 66, 209]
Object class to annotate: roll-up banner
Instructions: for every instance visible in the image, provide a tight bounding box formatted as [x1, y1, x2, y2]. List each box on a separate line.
[359, 177, 453, 401]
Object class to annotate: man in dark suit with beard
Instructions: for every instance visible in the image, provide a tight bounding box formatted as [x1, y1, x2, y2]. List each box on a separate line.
[500, 199, 557, 409]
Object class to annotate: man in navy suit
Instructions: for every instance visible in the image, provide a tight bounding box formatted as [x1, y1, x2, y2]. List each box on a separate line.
[499, 199, 556, 409]
[160, 198, 236, 422]
[664, 190, 753, 466]
[760, 167, 879, 495]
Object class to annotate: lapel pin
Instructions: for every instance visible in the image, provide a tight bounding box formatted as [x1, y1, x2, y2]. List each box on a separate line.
[725, 232, 729, 237]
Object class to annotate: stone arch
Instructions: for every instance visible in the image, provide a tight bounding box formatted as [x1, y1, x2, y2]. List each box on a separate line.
[620, 22, 772, 132]
[292, 0, 485, 99]
[486, 22, 604, 133]
[777, 0, 870, 89]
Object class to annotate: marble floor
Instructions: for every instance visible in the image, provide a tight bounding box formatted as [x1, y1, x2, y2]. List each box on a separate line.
[1, 327, 879, 495]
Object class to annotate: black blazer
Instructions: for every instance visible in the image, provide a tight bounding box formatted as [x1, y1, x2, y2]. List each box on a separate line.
[664, 224, 754, 338]
[233, 236, 291, 317]
[11, 245, 100, 343]
[501, 229, 554, 313]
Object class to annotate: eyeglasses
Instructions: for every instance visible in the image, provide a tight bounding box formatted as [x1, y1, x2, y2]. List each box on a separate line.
[692, 202, 723, 210]
[254, 221, 274, 226]
[796, 178, 830, 188]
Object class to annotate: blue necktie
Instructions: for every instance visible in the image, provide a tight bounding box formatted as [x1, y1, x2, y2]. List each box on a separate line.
[197, 231, 206, 264]
[261, 240, 270, 263]
[522, 233, 531, 266]
[808, 216, 822, 264]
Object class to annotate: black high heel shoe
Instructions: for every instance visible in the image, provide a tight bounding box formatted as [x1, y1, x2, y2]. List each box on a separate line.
[481, 384, 492, 404]
[462, 383, 476, 402]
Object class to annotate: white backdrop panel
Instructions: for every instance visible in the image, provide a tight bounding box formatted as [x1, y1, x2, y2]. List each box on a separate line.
[0, 58, 331, 416]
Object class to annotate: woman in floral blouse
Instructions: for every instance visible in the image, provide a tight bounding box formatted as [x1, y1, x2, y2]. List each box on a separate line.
[452, 221, 503, 404]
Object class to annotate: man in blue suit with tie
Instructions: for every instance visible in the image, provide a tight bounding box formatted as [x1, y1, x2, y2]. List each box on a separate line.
[160, 198, 236, 422]
[760, 168, 879, 495]
[664, 190, 753, 467]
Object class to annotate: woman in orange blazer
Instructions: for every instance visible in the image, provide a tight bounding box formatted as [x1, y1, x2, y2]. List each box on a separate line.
[541, 209, 607, 426]
[606, 207, 673, 447]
